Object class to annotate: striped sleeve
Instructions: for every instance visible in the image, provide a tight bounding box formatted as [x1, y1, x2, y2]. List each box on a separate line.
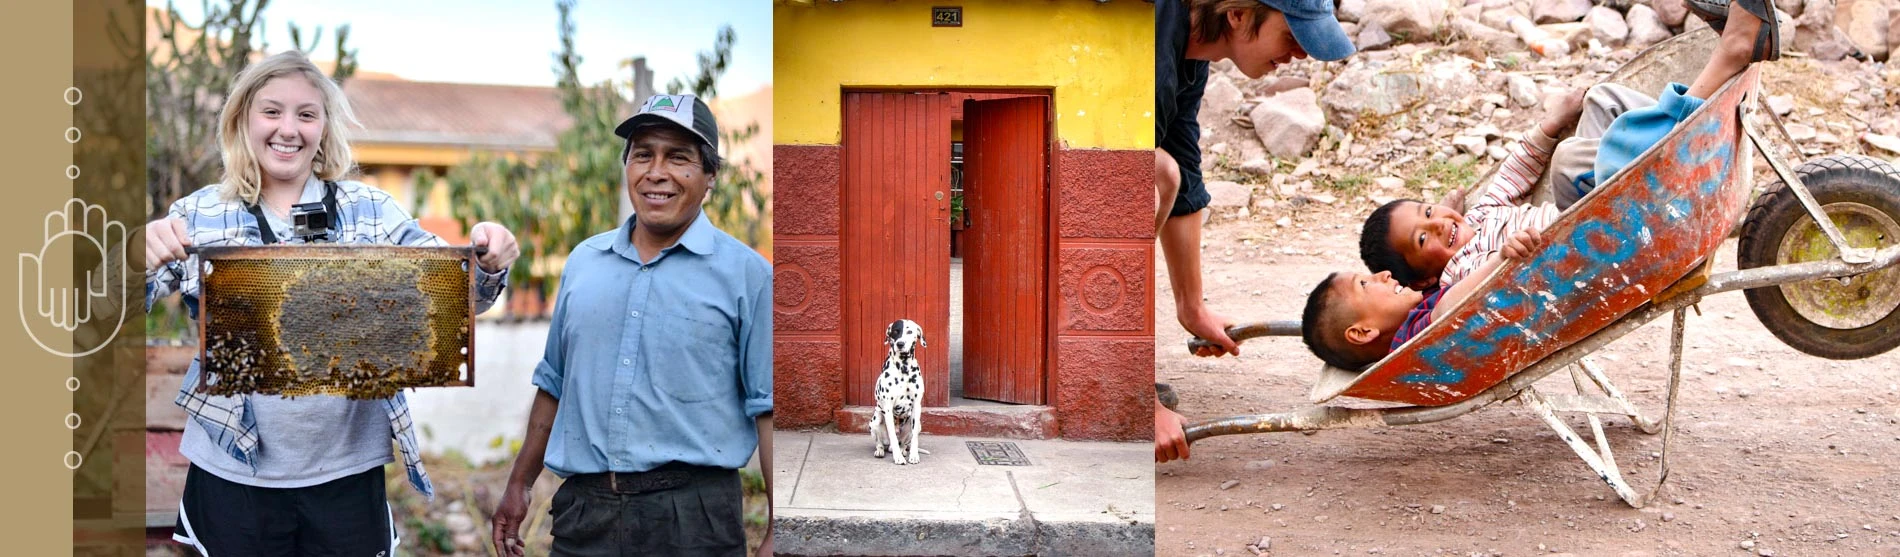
[1439, 202, 1559, 287]
[1439, 129, 1561, 288]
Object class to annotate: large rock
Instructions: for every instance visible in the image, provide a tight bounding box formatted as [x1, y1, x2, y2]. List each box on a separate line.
[1481, 5, 1531, 29]
[1321, 59, 1478, 128]
[1507, 74, 1541, 107]
[1321, 61, 1425, 127]
[1587, 5, 1631, 46]
[1540, 21, 1596, 49]
[1358, 21, 1395, 50]
[1202, 72, 1245, 122]
[1340, 0, 1368, 23]
[1648, 0, 1690, 26]
[1237, 158, 1276, 177]
[1421, 59, 1482, 98]
[1836, 0, 1892, 61]
[1205, 181, 1252, 208]
[1260, 76, 1312, 97]
[1864, 133, 1900, 156]
[1784, 0, 1809, 17]
[1452, 135, 1488, 156]
[1196, 73, 1265, 167]
[1249, 87, 1327, 158]
[1767, 94, 1797, 115]
[1797, 0, 1864, 60]
[1532, 0, 1593, 23]
[1785, 123, 1818, 142]
[1452, 15, 1523, 50]
[1778, 8, 1800, 52]
[1625, 4, 1673, 46]
[1363, 0, 1451, 39]
[1891, 5, 1900, 61]
[1460, 2, 1485, 22]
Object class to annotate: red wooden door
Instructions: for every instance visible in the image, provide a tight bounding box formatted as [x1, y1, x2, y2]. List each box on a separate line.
[841, 92, 952, 407]
[960, 96, 1049, 404]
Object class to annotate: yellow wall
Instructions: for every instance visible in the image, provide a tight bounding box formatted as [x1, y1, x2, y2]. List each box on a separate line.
[775, 0, 1153, 149]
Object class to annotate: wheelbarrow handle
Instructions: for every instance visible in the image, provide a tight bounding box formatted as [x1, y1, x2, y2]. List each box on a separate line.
[1186, 320, 1302, 354]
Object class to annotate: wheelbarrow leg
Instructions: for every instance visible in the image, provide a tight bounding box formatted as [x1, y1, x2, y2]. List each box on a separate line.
[1539, 358, 1667, 435]
[1523, 308, 1689, 508]
[1522, 388, 1652, 506]
[1576, 357, 1667, 434]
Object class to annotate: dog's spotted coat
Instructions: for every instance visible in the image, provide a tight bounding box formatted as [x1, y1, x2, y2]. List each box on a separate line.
[872, 319, 926, 465]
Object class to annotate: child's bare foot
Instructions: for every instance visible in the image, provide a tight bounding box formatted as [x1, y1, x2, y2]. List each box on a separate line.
[1539, 88, 1587, 138]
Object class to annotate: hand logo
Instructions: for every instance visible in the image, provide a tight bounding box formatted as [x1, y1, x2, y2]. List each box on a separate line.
[19, 199, 127, 357]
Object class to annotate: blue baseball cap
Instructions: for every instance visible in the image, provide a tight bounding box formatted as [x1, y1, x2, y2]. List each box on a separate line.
[1259, 0, 1356, 62]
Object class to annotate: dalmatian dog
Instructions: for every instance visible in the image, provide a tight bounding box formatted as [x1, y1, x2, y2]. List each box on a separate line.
[872, 319, 928, 465]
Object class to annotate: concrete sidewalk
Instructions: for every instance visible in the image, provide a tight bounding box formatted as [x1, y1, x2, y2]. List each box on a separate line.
[772, 431, 1154, 556]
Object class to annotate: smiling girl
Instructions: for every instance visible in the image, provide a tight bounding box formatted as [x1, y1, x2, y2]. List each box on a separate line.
[144, 51, 521, 555]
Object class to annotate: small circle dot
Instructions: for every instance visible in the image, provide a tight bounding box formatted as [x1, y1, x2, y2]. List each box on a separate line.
[65, 413, 80, 429]
[64, 87, 82, 106]
[65, 127, 81, 143]
[66, 377, 80, 391]
[65, 165, 80, 180]
[64, 451, 82, 470]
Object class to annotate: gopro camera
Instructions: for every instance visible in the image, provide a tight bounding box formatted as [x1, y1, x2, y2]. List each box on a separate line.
[290, 201, 332, 242]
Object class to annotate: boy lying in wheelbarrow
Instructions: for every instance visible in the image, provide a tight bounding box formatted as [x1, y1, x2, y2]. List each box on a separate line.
[1158, 0, 1782, 461]
[1363, 0, 1781, 293]
[1302, 0, 1782, 372]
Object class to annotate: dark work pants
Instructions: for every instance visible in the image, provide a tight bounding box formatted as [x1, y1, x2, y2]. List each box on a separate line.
[549, 468, 746, 557]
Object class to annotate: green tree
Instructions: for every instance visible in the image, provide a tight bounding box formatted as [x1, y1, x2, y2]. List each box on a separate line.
[442, 0, 623, 310]
[665, 26, 772, 252]
[146, 0, 358, 220]
[444, 0, 770, 315]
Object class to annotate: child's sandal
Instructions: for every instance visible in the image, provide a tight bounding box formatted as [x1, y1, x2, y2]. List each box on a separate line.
[1684, 0, 1730, 31]
[1738, 0, 1782, 62]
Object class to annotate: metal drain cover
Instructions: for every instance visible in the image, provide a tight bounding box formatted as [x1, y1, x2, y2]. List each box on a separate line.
[966, 441, 1032, 466]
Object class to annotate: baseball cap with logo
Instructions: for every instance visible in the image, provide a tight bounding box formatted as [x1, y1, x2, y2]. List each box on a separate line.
[614, 94, 720, 154]
[1257, 0, 1355, 62]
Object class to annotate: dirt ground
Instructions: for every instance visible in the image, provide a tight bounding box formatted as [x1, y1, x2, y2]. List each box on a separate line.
[1155, 210, 1900, 557]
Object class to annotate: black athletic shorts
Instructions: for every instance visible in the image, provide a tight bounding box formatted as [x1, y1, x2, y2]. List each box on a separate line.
[172, 463, 397, 556]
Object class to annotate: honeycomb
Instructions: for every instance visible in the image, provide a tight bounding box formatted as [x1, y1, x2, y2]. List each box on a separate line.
[197, 246, 475, 399]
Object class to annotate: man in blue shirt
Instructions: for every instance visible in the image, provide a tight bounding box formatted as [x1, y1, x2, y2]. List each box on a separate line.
[490, 94, 774, 557]
[1155, 0, 1354, 462]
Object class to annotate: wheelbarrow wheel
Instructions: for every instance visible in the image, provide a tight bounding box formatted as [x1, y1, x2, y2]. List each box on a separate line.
[1738, 154, 1900, 359]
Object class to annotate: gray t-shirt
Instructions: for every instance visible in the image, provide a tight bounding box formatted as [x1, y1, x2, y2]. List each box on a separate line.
[179, 178, 396, 488]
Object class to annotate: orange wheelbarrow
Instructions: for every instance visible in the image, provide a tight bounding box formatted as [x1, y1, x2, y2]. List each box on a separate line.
[1178, 32, 1900, 507]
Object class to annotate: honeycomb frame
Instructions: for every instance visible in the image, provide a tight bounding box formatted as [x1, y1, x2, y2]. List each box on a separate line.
[195, 245, 478, 399]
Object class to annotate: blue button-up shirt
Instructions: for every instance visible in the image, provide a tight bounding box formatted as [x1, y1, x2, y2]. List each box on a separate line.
[533, 212, 773, 476]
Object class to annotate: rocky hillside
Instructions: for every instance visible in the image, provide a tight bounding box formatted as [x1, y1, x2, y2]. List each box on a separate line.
[1197, 0, 1900, 225]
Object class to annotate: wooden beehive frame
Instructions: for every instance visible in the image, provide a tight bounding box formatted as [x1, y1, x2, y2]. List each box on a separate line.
[194, 245, 478, 398]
